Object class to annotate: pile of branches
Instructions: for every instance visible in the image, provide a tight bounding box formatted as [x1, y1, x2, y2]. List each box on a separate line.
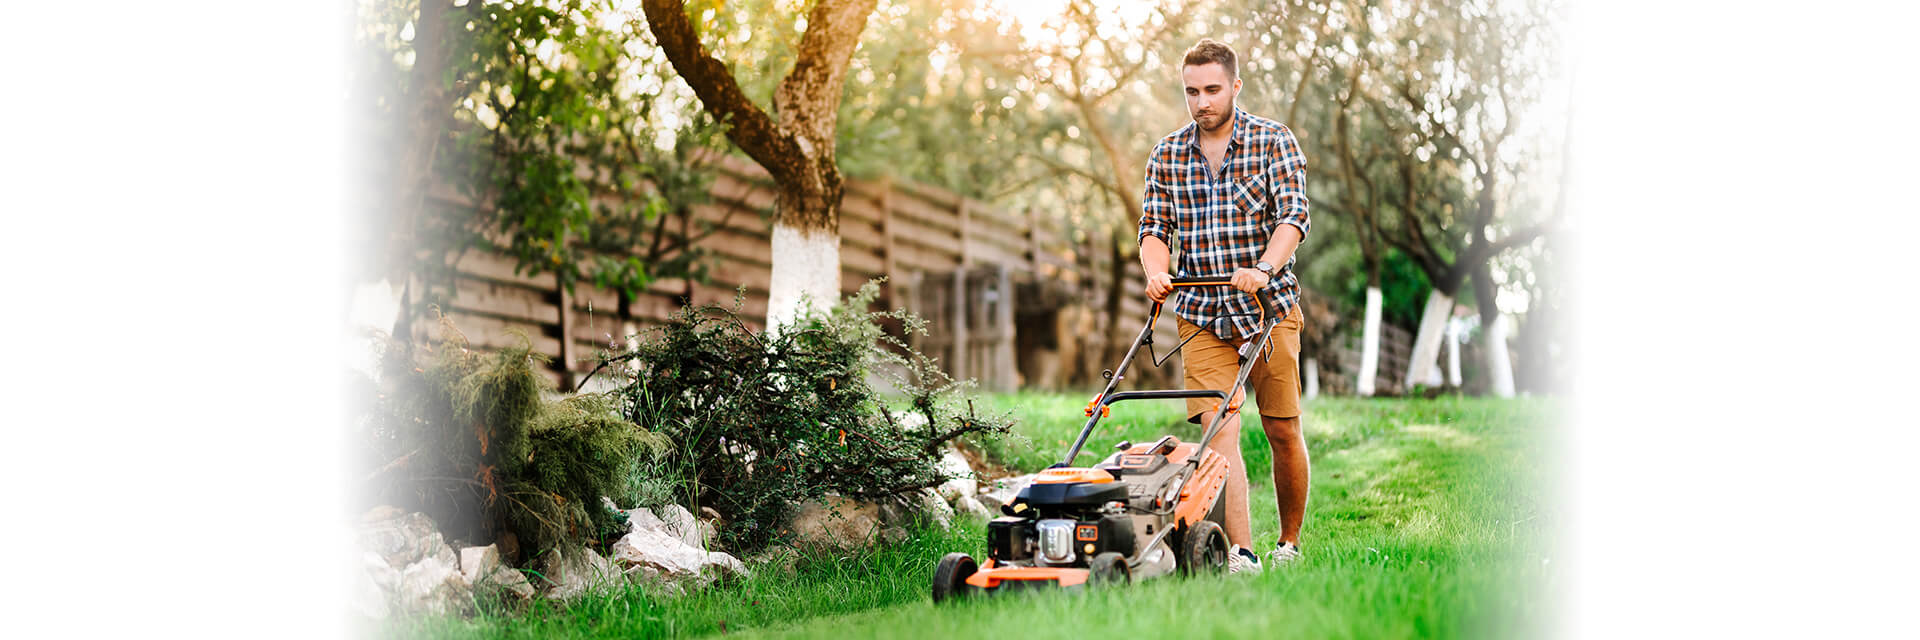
[594, 282, 1012, 552]
[358, 317, 666, 562]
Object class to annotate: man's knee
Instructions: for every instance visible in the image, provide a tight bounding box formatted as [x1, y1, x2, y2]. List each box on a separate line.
[1261, 415, 1302, 444]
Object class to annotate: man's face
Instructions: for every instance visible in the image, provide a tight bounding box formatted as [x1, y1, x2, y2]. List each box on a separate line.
[1182, 62, 1240, 133]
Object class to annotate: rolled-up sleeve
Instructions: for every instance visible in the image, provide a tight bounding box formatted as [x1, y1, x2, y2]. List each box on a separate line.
[1270, 127, 1310, 243]
[1138, 146, 1175, 247]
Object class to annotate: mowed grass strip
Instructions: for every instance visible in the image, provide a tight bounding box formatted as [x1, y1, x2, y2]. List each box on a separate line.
[395, 394, 1559, 639]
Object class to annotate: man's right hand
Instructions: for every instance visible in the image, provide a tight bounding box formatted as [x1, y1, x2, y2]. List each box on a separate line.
[1145, 272, 1174, 302]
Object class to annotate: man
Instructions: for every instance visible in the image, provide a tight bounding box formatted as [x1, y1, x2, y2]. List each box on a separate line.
[1137, 38, 1310, 572]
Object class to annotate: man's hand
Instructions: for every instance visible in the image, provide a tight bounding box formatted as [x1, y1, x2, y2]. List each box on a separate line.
[1146, 272, 1175, 302]
[1231, 267, 1270, 294]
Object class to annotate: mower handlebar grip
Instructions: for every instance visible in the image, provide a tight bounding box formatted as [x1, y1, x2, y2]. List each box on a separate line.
[1165, 275, 1279, 324]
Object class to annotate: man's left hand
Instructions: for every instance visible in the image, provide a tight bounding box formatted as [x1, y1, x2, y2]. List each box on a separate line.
[1231, 267, 1270, 294]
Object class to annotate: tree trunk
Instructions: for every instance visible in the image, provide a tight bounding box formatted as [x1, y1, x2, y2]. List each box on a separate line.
[642, 0, 875, 330]
[1357, 285, 1383, 396]
[1404, 289, 1454, 389]
[1471, 260, 1515, 397]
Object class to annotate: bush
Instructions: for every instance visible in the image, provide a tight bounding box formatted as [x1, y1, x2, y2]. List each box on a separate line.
[592, 282, 1011, 552]
[358, 316, 666, 561]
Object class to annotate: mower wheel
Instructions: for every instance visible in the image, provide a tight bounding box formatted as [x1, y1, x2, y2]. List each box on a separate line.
[1088, 552, 1130, 587]
[1179, 520, 1229, 575]
[932, 552, 978, 604]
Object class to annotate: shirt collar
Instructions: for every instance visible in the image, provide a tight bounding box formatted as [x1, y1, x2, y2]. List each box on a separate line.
[1182, 107, 1250, 151]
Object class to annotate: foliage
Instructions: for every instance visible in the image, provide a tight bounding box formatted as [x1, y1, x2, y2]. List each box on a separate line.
[394, 394, 1556, 639]
[359, 316, 667, 560]
[592, 281, 1013, 552]
[357, 0, 734, 302]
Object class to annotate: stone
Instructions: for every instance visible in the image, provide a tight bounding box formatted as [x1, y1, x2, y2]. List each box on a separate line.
[610, 521, 750, 595]
[397, 549, 470, 616]
[788, 495, 883, 550]
[537, 546, 621, 600]
[460, 544, 535, 601]
[934, 447, 979, 503]
[360, 511, 448, 569]
[353, 552, 397, 619]
[954, 495, 993, 521]
[626, 504, 705, 549]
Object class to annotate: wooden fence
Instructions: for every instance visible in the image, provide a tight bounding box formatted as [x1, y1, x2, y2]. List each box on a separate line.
[409, 154, 1090, 389]
[405, 152, 1414, 395]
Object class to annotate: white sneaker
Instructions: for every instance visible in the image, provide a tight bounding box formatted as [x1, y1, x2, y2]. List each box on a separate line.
[1228, 545, 1263, 574]
[1266, 541, 1301, 566]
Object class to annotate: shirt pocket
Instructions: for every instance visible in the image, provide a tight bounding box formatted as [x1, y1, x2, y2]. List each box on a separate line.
[1232, 171, 1270, 219]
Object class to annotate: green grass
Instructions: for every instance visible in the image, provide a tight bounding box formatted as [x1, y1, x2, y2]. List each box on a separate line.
[395, 393, 1560, 639]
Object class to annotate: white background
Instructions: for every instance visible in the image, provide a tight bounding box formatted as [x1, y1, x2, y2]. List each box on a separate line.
[1, 0, 1915, 636]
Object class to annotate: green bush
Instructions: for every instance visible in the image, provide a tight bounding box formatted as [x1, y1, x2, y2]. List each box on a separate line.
[359, 316, 666, 561]
[594, 282, 1011, 552]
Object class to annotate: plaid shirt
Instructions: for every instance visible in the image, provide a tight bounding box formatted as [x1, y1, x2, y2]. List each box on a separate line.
[1138, 107, 1311, 341]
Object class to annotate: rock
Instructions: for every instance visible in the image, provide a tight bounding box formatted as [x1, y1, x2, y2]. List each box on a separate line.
[954, 495, 993, 521]
[746, 546, 800, 574]
[356, 510, 475, 617]
[880, 526, 910, 545]
[536, 546, 621, 600]
[460, 545, 535, 601]
[360, 511, 449, 569]
[626, 504, 706, 549]
[610, 522, 750, 595]
[878, 488, 953, 530]
[353, 552, 397, 619]
[788, 495, 883, 550]
[934, 447, 978, 503]
[397, 548, 470, 616]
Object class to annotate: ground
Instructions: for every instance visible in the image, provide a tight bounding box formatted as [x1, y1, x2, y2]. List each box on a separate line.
[392, 393, 1561, 639]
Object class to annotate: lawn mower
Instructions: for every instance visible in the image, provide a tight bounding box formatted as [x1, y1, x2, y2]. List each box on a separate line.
[932, 276, 1281, 601]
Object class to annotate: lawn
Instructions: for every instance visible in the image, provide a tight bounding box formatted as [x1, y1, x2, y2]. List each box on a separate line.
[393, 393, 1561, 639]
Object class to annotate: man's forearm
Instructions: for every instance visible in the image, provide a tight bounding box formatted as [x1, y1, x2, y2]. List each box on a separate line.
[1258, 225, 1303, 270]
[1140, 235, 1171, 277]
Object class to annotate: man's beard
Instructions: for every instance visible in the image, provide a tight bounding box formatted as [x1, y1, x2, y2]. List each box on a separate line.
[1193, 97, 1235, 132]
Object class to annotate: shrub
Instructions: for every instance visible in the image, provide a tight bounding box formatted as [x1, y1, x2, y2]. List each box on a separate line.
[358, 316, 666, 561]
[591, 281, 1012, 552]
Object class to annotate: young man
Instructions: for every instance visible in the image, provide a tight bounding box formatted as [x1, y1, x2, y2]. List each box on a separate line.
[1137, 38, 1310, 572]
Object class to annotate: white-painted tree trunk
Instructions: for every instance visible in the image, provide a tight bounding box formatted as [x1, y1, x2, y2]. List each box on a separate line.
[1445, 316, 1463, 387]
[1483, 313, 1516, 398]
[1356, 286, 1383, 396]
[765, 223, 842, 331]
[1303, 357, 1319, 399]
[1404, 290, 1454, 389]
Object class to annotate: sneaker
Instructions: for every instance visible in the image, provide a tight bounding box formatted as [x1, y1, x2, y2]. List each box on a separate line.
[1228, 545, 1263, 574]
[1266, 541, 1302, 567]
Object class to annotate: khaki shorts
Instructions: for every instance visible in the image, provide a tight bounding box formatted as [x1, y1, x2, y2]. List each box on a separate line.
[1177, 305, 1305, 422]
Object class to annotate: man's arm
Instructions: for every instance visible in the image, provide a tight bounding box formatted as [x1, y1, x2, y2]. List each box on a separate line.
[1230, 129, 1310, 295]
[1138, 147, 1177, 301]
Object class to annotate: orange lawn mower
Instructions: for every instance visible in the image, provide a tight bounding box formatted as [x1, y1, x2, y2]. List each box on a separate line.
[931, 276, 1282, 601]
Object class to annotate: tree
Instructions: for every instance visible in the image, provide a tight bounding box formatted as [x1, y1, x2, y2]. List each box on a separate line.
[355, 0, 737, 349]
[1353, 0, 1563, 394]
[642, 0, 879, 329]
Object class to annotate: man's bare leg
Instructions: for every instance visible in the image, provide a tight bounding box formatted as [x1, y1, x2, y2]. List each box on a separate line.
[1261, 414, 1309, 544]
[1202, 407, 1254, 549]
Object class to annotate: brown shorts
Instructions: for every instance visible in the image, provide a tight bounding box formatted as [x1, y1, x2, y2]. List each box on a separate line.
[1178, 305, 1305, 423]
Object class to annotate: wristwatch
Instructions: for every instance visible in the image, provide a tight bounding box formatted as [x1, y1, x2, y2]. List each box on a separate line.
[1254, 261, 1277, 277]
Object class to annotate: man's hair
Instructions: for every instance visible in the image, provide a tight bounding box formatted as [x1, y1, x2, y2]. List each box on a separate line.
[1182, 38, 1237, 79]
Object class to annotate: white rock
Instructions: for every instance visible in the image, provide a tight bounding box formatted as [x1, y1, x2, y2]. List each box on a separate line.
[537, 546, 621, 600]
[460, 545, 534, 601]
[397, 551, 470, 616]
[934, 447, 978, 503]
[353, 553, 395, 619]
[610, 523, 751, 596]
[954, 495, 993, 521]
[978, 473, 1035, 513]
[626, 504, 705, 549]
[788, 495, 882, 550]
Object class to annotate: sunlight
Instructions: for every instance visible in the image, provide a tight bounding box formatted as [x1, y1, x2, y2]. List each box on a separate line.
[983, 0, 1071, 44]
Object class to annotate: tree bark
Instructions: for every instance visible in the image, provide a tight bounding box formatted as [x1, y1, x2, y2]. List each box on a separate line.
[642, 0, 877, 328]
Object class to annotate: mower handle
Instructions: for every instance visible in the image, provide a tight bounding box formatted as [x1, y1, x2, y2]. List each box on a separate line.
[1149, 275, 1279, 328]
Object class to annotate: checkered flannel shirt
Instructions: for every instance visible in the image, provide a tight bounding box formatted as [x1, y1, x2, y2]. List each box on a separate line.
[1137, 107, 1310, 341]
